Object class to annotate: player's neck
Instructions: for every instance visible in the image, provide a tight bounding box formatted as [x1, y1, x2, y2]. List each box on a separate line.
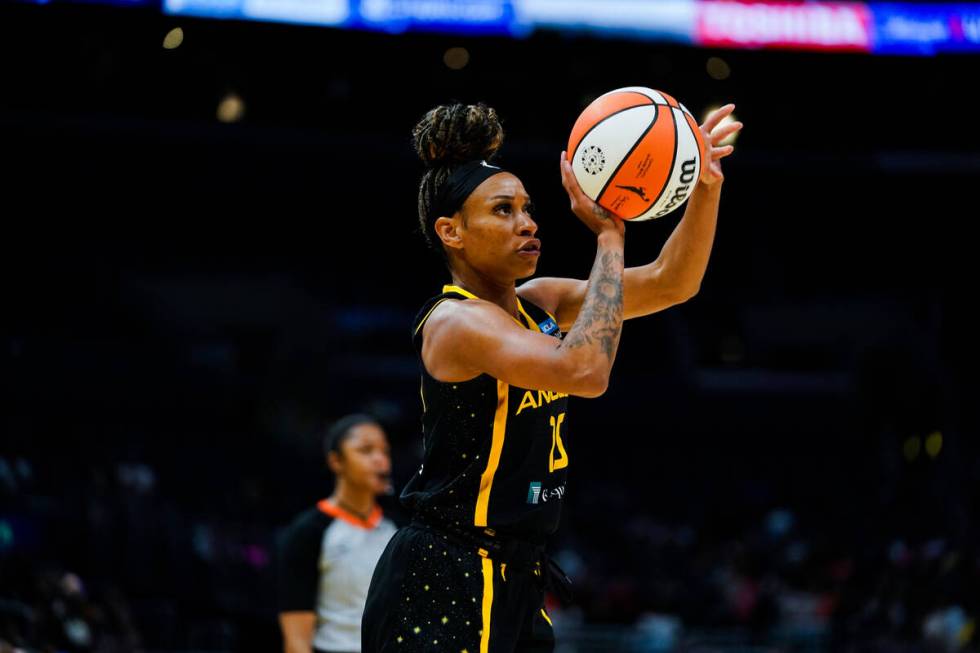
[449, 271, 518, 319]
[329, 485, 375, 522]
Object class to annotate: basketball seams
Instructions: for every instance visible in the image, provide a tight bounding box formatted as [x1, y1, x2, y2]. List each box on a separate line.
[568, 92, 654, 161]
[639, 108, 700, 221]
[613, 114, 679, 220]
[658, 90, 680, 109]
[643, 105, 680, 218]
[594, 103, 660, 213]
[681, 110, 704, 188]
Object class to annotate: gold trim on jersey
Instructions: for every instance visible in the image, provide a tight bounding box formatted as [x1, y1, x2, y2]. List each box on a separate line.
[442, 284, 535, 329]
[414, 297, 453, 337]
[480, 556, 494, 653]
[516, 299, 543, 334]
[443, 284, 479, 300]
[540, 608, 553, 627]
[475, 379, 508, 527]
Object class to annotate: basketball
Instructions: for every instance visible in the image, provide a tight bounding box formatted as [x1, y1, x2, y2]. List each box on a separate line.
[567, 86, 706, 221]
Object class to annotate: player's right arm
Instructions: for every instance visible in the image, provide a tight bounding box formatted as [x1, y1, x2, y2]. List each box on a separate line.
[423, 228, 625, 398]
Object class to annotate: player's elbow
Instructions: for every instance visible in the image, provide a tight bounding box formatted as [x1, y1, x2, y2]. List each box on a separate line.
[575, 386, 607, 399]
[557, 352, 611, 398]
[571, 370, 609, 398]
[674, 283, 700, 303]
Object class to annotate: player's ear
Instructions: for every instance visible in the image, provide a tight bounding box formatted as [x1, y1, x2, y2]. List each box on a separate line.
[326, 450, 343, 475]
[435, 214, 464, 251]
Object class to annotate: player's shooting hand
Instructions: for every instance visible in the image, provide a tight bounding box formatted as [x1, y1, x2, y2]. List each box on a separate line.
[559, 151, 626, 238]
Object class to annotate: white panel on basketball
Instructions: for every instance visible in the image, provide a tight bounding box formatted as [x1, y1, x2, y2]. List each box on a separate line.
[635, 107, 702, 221]
[601, 86, 670, 105]
[571, 104, 658, 201]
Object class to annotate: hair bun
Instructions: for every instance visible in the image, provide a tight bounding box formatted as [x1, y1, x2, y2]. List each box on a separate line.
[412, 102, 504, 169]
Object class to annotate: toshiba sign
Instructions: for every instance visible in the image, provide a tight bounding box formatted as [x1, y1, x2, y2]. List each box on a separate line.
[697, 1, 873, 51]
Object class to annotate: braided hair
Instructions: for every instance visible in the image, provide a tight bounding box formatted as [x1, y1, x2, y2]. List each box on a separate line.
[412, 102, 504, 266]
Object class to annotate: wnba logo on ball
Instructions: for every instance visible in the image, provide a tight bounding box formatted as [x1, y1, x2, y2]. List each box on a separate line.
[581, 146, 605, 175]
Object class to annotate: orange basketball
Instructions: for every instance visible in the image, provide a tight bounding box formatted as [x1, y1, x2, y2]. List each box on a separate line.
[567, 87, 706, 221]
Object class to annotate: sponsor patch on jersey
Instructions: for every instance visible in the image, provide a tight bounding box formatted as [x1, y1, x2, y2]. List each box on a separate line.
[527, 482, 542, 505]
[538, 318, 560, 337]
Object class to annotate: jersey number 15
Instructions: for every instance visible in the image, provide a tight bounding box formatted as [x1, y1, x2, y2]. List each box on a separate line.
[549, 413, 569, 473]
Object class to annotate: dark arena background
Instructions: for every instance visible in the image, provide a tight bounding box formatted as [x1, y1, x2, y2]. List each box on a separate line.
[2, 0, 979, 651]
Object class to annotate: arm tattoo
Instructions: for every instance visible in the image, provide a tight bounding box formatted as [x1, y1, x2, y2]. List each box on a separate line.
[562, 247, 624, 360]
[592, 203, 613, 222]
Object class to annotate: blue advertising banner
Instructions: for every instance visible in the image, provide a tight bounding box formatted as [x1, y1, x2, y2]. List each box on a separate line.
[871, 3, 980, 54]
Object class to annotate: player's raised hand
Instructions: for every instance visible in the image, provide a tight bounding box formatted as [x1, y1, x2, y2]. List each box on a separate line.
[699, 104, 743, 186]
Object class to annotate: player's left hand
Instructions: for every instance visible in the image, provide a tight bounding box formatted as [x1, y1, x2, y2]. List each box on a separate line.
[698, 103, 743, 186]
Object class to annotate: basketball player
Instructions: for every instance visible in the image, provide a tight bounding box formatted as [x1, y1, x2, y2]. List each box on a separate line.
[278, 414, 398, 653]
[362, 101, 741, 653]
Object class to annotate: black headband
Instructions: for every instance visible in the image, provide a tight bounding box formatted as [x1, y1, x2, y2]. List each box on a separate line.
[432, 159, 507, 220]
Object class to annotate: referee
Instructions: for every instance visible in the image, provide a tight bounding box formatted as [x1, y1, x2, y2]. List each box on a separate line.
[278, 414, 398, 653]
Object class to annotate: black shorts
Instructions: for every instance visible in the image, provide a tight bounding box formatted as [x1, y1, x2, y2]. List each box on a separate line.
[362, 522, 556, 653]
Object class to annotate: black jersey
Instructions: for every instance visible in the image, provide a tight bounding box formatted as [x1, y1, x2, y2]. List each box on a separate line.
[400, 284, 571, 539]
